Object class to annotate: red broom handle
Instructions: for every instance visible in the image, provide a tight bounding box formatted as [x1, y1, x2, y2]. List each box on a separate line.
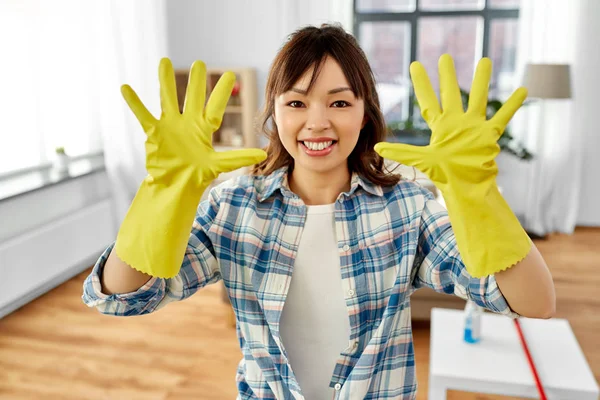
[513, 318, 548, 400]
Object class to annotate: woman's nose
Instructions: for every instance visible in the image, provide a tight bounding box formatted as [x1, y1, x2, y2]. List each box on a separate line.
[306, 107, 331, 132]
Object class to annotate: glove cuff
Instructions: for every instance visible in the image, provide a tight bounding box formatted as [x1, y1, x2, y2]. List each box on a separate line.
[115, 175, 211, 278]
[442, 184, 532, 278]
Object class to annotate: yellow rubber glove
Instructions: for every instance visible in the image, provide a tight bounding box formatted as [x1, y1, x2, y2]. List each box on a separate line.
[114, 58, 267, 278]
[374, 54, 531, 278]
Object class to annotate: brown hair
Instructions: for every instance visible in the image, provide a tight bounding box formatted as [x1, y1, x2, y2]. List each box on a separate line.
[251, 23, 400, 187]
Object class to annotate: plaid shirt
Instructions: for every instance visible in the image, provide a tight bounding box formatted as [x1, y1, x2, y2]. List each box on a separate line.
[82, 166, 517, 399]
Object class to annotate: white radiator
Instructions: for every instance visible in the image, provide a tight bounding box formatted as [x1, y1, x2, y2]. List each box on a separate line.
[0, 171, 116, 318]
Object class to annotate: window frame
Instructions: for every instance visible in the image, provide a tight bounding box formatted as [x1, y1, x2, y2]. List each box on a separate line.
[353, 0, 520, 122]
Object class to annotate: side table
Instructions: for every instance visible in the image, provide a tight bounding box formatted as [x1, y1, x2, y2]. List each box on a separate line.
[428, 308, 599, 399]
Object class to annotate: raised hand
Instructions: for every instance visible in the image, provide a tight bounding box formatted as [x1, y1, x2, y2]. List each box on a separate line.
[374, 54, 531, 278]
[114, 58, 266, 278]
[374, 54, 527, 191]
[122, 58, 266, 187]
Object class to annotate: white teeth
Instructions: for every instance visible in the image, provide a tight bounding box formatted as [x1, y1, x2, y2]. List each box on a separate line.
[304, 140, 333, 151]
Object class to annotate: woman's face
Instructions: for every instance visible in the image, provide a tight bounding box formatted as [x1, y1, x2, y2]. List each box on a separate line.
[274, 57, 365, 176]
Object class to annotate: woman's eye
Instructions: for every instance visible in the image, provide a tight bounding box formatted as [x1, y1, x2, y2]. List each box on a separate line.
[287, 101, 305, 108]
[331, 100, 350, 108]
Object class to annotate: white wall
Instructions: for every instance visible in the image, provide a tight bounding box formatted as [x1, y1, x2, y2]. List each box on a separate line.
[165, 0, 353, 112]
[574, 0, 600, 226]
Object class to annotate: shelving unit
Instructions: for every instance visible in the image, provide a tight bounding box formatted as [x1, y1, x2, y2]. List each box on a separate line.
[174, 67, 259, 149]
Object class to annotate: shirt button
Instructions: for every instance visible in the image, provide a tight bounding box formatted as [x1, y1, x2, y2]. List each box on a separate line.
[334, 383, 342, 390]
[353, 341, 359, 348]
[348, 289, 355, 296]
[342, 244, 350, 251]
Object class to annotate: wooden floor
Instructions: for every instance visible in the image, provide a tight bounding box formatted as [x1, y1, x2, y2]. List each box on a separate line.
[0, 227, 598, 399]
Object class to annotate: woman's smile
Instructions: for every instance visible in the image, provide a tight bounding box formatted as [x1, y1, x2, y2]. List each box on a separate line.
[298, 138, 338, 156]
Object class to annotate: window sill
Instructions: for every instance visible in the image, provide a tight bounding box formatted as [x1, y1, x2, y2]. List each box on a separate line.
[0, 152, 106, 203]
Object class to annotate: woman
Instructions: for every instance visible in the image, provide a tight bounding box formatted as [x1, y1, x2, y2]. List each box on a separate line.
[83, 24, 555, 399]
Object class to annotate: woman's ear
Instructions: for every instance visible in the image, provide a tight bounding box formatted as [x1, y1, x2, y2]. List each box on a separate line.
[361, 116, 369, 129]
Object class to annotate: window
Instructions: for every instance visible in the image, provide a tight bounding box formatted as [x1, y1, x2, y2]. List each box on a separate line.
[0, 1, 103, 176]
[355, 0, 520, 128]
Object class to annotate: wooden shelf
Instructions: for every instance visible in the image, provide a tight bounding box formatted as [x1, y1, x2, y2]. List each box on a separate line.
[174, 67, 259, 149]
[225, 106, 243, 113]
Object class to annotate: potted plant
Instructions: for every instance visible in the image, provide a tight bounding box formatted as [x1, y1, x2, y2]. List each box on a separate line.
[54, 146, 70, 173]
[387, 88, 533, 161]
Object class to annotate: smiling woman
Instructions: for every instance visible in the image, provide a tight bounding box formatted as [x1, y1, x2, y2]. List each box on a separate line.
[252, 24, 401, 202]
[83, 23, 554, 400]
[273, 57, 372, 204]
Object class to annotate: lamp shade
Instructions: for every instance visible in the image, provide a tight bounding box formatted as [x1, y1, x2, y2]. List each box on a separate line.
[522, 64, 572, 99]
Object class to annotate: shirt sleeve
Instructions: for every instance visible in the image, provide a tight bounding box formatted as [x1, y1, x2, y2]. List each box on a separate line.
[81, 185, 223, 316]
[411, 196, 519, 318]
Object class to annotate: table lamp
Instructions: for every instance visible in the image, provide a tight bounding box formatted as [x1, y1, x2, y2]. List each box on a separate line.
[522, 64, 572, 100]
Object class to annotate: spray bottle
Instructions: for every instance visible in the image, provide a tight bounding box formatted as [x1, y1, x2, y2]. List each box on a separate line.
[464, 300, 483, 343]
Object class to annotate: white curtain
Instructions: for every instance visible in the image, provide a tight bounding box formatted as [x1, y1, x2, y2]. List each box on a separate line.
[90, 0, 168, 228]
[0, 1, 105, 174]
[506, 0, 584, 235]
[0, 0, 167, 229]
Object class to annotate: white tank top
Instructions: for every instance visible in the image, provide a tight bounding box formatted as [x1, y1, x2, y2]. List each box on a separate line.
[279, 203, 351, 399]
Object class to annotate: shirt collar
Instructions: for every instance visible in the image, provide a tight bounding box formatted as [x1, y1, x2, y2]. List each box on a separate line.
[256, 165, 383, 202]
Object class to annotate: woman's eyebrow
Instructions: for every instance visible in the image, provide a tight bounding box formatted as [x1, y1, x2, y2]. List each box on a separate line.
[290, 87, 353, 95]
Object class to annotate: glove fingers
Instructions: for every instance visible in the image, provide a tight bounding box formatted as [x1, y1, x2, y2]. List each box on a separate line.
[374, 142, 429, 170]
[468, 58, 492, 117]
[121, 84, 157, 132]
[183, 60, 207, 120]
[489, 87, 528, 138]
[159, 58, 180, 115]
[439, 54, 464, 114]
[409, 62, 441, 124]
[214, 149, 268, 173]
[205, 72, 236, 132]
